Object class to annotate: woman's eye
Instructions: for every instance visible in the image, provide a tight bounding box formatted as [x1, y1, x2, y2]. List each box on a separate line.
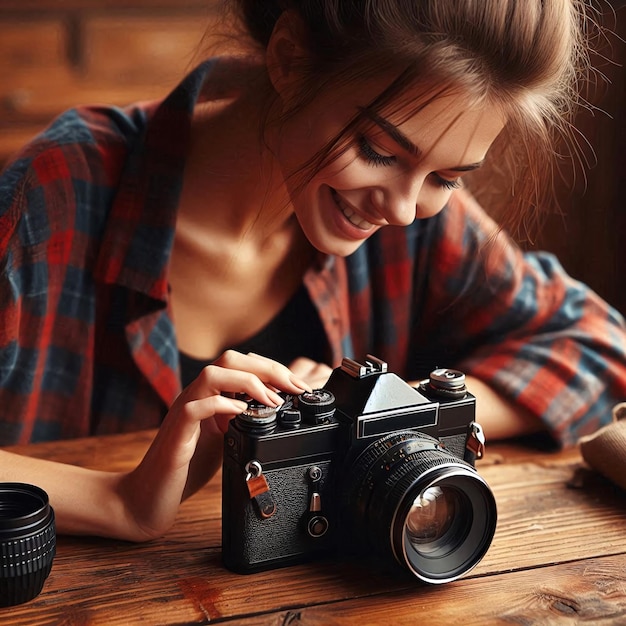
[357, 135, 397, 167]
[433, 174, 462, 191]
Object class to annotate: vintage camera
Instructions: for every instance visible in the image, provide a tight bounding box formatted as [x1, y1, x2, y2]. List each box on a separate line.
[221, 356, 497, 584]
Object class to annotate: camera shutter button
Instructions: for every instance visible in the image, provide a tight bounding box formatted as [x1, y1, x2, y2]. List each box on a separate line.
[426, 368, 467, 399]
[297, 390, 336, 425]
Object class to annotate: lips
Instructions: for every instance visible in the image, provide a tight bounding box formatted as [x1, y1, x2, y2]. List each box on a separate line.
[331, 189, 377, 231]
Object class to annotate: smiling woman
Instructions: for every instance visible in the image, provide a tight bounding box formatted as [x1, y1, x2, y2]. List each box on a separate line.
[273, 86, 507, 254]
[231, 0, 588, 237]
[0, 0, 625, 542]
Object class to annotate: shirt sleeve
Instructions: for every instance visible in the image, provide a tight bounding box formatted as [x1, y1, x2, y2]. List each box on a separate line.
[420, 189, 626, 448]
[0, 106, 133, 444]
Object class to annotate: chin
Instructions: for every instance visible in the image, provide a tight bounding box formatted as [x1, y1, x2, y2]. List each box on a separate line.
[303, 231, 369, 258]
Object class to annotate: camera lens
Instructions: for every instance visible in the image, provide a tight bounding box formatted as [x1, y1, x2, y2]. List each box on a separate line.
[0, 483, 56, 607]
[347, 432, 496, 584]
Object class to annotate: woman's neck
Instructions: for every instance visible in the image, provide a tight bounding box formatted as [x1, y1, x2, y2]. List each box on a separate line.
[169, 59, 316, 358]
[178, 57, 293, 245]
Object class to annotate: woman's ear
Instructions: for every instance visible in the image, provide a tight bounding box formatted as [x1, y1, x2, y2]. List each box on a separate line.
[265, 10, 310, 98]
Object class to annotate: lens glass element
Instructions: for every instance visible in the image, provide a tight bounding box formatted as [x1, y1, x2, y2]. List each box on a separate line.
[405, 486, 464, 555]
[405, 486, 472, 557]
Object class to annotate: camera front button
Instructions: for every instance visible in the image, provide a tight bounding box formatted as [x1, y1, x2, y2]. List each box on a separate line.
[306, 491, 329, 538]
[307, 514, 330, 538]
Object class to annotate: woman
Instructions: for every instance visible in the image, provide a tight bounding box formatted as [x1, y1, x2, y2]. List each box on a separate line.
[1, 0, 625, 540]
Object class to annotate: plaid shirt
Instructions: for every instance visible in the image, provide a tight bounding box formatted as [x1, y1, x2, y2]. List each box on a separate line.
[2, 61, 625, 447]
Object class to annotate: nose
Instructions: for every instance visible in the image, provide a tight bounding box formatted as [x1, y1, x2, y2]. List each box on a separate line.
[371, 172, 424, 227]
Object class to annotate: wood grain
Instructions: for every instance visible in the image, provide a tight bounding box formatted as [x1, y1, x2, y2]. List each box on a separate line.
[0, 1, 225, 165]
[1, 432, 625, 624]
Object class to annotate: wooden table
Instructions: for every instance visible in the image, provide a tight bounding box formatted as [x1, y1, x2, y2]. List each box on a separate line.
[1, 430, 625, 625]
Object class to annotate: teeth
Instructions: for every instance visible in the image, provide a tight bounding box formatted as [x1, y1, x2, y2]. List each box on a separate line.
[336, 196, 375, 230]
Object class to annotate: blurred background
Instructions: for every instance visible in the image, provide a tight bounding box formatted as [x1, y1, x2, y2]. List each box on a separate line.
[1, 0, 624, 315]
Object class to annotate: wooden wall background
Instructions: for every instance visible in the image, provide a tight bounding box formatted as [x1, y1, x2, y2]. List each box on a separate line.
[0, 0, 221, 163]
[1, 0, 624, 315]
[532, 3, 626, 317]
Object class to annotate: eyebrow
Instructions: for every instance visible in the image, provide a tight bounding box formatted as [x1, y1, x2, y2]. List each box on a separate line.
[449, 160, 485, 172]
[358, 107, 485, 172]
[359, 107, 421, 157]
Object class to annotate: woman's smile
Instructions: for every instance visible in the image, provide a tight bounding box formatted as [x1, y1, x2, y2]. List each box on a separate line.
[331, 188, 379, 231]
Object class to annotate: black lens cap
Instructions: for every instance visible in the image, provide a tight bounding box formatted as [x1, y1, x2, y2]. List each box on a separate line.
[0, 483, 56, 607]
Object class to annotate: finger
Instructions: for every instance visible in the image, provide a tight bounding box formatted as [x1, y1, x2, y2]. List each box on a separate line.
[171, 395, 247, 426]
[215, 350, 311, 392]
[142, 393, 248, 478]
[165, 396, 247, 443]
[214, 412, 234, 434]
[289, 357, 333, 388]
[190, 365, 284, 407]
[241, 351, 313, 391]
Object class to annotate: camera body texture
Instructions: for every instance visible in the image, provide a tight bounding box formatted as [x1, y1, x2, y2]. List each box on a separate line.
[221, 356, 496, 584]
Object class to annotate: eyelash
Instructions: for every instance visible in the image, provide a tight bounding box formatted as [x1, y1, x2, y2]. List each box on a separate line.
[357, 135, 462, 190]
[435, 176, 462, 191]
[357, 135, 396, 167]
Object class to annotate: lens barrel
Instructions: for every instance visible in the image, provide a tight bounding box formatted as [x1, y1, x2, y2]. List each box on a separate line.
[347, 432, 496, 584]
[0, 483, 56, 607]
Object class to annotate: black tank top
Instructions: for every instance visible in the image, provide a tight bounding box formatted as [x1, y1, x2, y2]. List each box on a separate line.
[178, 285, 328, 388]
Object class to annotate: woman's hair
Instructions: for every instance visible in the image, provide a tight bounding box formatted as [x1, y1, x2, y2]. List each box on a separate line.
[221, 0, 603, 238]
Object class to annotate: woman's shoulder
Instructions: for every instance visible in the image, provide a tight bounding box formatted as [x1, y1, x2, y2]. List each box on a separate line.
[0, 103, 151, 246]
[2, 103, 149, 182]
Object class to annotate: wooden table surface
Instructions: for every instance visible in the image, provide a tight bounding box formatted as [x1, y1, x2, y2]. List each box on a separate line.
[1, 430, 625, 625]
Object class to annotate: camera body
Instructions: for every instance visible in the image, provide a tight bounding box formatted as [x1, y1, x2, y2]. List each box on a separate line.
[221, 356, 496, 584]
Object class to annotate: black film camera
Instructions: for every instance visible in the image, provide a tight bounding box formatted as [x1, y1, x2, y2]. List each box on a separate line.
[221, 356, 497, 584]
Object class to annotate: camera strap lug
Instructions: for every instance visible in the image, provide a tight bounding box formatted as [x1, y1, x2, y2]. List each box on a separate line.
[244, 460, 277, 520]
[465, 422, 486, 464]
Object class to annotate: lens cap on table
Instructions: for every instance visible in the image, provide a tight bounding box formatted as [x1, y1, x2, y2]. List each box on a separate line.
[0, 483, 56, 607]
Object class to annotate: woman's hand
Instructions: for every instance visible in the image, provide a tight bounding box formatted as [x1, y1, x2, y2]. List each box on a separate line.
[288, 357, 333, 390]
[115, 351, 311, 541]
[0, 351, 310, 543]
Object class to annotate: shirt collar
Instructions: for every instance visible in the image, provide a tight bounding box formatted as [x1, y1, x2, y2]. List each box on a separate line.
[95, 59, 335, 305]
[94, 60, 217, 302]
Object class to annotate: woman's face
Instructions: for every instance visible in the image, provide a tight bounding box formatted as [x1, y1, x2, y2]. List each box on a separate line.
[273, 79, 506, 257]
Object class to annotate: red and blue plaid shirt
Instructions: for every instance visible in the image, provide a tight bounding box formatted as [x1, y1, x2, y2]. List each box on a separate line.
[2, 61, 625, 447]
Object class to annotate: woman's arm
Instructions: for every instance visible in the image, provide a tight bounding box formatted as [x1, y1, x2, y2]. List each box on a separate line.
[0, 351, 310, 542]
[463, 375, 541, 440]
[399, 190, 626, 447]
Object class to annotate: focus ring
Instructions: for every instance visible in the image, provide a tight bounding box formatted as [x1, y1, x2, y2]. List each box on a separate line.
[0, 484, 56, 607]
[0, 522, 56, 578]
